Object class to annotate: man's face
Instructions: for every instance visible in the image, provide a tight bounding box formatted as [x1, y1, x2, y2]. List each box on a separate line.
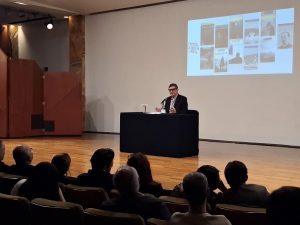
[168, 86, 178, 98]
[281, 32, 289, 45]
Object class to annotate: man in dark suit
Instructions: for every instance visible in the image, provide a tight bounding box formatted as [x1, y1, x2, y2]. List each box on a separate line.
[101, 165, 171, 220]
[221, 160, 269, 207]
[156, 83, 188, 113]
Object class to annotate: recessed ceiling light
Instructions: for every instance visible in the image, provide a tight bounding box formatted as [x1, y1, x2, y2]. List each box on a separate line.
[14, 2, 28, 5]
[64, 16, 69, 19]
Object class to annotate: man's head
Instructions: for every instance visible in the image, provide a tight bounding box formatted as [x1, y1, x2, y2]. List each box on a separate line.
[267, 186, 300, 225]
[13, 145, 33, 165]
[168, 83, 179, 98]
[197, 165, 220, 191]
[90, 148, 114, 172]
[224, 160, 248, 188]
[51, 153, 71, 176]
[113, 165, 140, 196]
[281, 31, 290, 46]
[183, 172, 209, 208]
[0, 140, 5, 161]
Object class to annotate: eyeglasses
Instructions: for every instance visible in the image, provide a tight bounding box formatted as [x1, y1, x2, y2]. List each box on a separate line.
[168, 88, 177, 91]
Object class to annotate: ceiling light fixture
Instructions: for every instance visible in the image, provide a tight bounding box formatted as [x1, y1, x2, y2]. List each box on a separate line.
[45, 18, 54, 30]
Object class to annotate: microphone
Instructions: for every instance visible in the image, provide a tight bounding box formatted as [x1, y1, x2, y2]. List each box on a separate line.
[160, 98, 167, 113]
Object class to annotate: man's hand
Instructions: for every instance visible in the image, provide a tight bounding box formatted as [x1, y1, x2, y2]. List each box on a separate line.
[155, 107, 161, 112]
[169, 107, 176, 113]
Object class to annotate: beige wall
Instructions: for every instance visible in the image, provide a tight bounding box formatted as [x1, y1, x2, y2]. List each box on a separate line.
[85, 0, 300, 146]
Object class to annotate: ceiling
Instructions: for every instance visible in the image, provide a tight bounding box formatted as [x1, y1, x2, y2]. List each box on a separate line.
[0, 0, 184, 25]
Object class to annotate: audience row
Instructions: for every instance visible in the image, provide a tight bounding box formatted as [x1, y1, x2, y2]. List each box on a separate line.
[0, 140, 299, 225]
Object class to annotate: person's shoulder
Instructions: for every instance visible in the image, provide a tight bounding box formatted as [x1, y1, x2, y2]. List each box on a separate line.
[170, 212, 185, 220]
[206, 214, 232, 225]
[178, 94, 187, 100]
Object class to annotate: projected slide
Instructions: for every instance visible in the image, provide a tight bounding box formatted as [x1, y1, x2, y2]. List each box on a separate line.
[187, 8, 294, 76]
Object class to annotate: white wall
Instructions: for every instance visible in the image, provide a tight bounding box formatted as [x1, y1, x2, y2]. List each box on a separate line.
[18, 20, 69, 72]
[85, 0, 300, 146]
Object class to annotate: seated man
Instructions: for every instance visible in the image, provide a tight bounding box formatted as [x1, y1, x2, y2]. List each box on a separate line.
[170, 172, 231, 225]
[10, 145, 34, 176]
[0, 140, 10, 173]
[77, 148, 115, 192]
[101, 165, 171, 220]
[267, 186, 300, 225]
[171, 165, 227, 211]
[156, 83, 188, 114]
[221, 160, 269, 207]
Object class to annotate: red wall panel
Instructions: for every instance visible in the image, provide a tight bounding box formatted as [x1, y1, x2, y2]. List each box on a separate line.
[8, 59, 43, 137]
[0, 49, 8, 137]
[44, 72, 82, 135]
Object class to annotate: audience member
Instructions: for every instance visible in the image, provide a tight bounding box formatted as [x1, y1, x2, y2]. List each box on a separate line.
[101, 165, 171, 220]
[267, 186, 300, 225]
[10, 145, 34, 176]
[221, 160, 269, 207]
[170, 172, 231, 225]
[0, 140, 10, 173]
[77, 148, 114, 192]
[171, 165, 227, 210]
[51, 153, 77, 184]
[127, 152, 164, 197]
[11, 162, 65, 201]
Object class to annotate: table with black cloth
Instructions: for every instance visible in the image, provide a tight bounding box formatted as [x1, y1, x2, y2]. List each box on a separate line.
[120, 110, 199, 158]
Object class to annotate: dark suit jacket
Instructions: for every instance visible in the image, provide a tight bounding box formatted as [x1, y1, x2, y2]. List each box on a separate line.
[164, 94, 188, 114]
[101, 193, 171, 220]
[77, 169, 114, 192]
[221, 183, 269, 207]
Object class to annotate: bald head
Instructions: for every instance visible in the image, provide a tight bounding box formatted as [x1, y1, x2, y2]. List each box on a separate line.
[114, 165, 140, 196]
[13, 145, 33, 165]
[183, 172, 209, 207]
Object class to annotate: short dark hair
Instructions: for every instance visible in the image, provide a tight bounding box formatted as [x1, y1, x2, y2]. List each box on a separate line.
[51, 153, 71, 176]
[197, 165, 220, 190]
[267, 186, 300, 225]
[13, 145, 33, 165]
[225, 160, 248, 188]
[168, 83, 178, 89]
[90, 148, 114, 172]
[183, 172, 209, 207]
[20, 162, 60, 201]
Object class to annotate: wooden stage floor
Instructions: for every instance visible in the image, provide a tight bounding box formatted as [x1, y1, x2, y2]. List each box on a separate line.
[2, 133, 300, 192]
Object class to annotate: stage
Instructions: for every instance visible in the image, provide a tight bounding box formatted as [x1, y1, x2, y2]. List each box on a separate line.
[2, 133, 300, 191]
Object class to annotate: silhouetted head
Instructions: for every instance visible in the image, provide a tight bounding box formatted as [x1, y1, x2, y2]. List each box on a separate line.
[90, 148, 114, 173]
[51, 153, 71, 176]
[113, 165, 140, 196]
[0, 140, 5, 161]
[267, 186, 300, 225]
[13, 145, 33, 165]
[225, 160, 248, 188]
[183, 172, 209, 208]
[197, 165, 220, 191]
[127, 152, 153, 185]
[20, 162, 60, 200]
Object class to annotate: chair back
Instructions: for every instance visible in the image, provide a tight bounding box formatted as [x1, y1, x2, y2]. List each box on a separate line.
[0, 192, 31, 225]
[84, 208, 145, 225]
[63, 184, 109, 208]
[31, 198, 84, 225]
[147, 218, 173, 225]
[159, 196, 189, 213]
[214, 203, 267, 225]
[0, 172, 24, 194]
